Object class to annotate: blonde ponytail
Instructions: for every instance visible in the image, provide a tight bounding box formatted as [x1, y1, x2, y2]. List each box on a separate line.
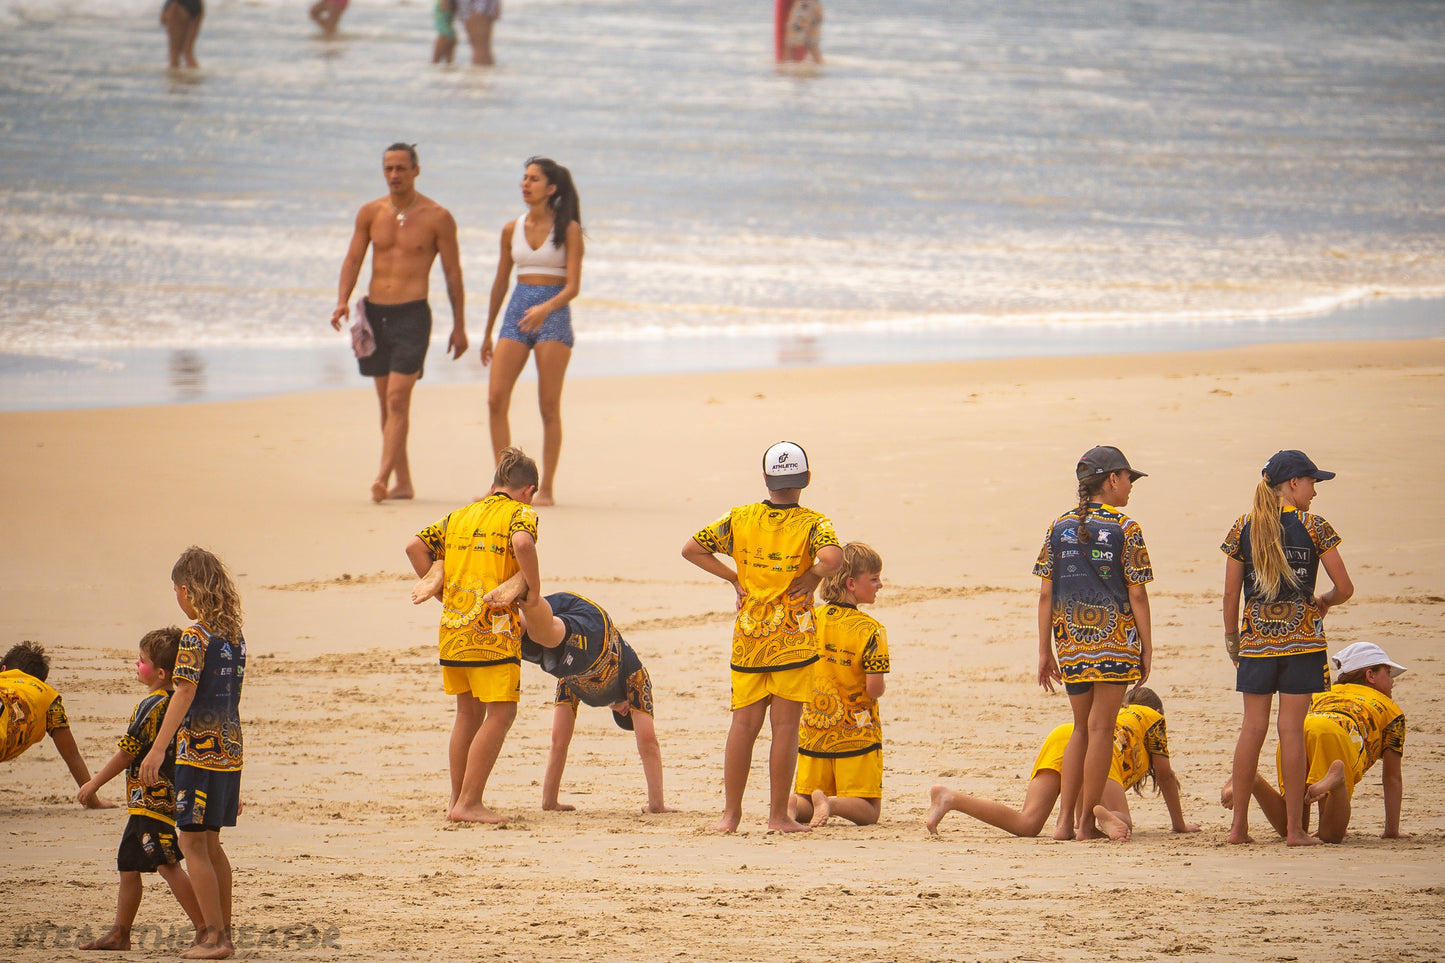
[1246, 478, 1301, 601]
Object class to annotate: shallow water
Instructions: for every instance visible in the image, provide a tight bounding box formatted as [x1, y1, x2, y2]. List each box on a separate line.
[1, 0, 1443, 405]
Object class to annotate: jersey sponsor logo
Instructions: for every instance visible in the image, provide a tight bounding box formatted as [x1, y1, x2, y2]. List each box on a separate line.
[1096, 530, 1112, 543]
[1090, 548, 1114, 560]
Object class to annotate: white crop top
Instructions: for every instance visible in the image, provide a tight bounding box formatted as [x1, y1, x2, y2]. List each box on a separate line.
[511, 215, 568, 278]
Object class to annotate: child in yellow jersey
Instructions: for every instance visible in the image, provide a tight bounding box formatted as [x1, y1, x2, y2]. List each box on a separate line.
[1, 641, 109, 807]
[683, 441, 844, 833]
[791, 542, 889, 827]
[1227, 641, 1406, 844]
[409, 447, 541, 824]
[78, 627, 206, 951]
[926, 687, 1200, 842]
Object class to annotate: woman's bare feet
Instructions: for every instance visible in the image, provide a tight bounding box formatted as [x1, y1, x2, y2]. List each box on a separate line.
[542, 800, 576, 812]
[766, 815, 813, 833]
[448, 802, 508, 824]
[642, 802, 680, 814]
[79, 928, 130, 951]
[1093, 805, 1131, 841]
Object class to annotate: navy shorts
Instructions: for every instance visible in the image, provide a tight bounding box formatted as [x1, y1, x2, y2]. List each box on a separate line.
[174, 765, 242, 830]
[1064, 679, 1129, 696]
[1236, 650, 1330, 695]
[499, 283, 574, 349]
[117, 814, 183, 872]
[359, 299, 432, 378]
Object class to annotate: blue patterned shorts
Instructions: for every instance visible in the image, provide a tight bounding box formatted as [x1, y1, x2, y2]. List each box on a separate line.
[499, 283, 574, 349]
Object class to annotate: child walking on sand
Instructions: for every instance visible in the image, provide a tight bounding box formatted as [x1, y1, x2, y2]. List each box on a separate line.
[408, 446, 541, 824]
[79, 627, 205, 951]
[1034, 446, 1154, 841]
[1221, 450, 1352, 846]
[1225, 641, 1403, 844]
[2, 641, 110, 806]
[927, 687, 1199, 841]
[791, 542, 890, 828]
[139, 548, 246, 961]
[682, 441, 843, 833]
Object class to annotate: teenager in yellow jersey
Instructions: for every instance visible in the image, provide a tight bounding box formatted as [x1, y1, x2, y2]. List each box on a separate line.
[1, 641, 109, 805]
[1221, 449, 1352, 846]
[683, 441, 843, 833]
[1227, 642, 1405, 844]
[409, 447, 541, 824]
[791, 542, 889, 828]
[926, 688, 1199, 842]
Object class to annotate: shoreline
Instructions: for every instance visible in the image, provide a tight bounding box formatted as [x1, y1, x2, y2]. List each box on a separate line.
[1, 294, 1441, 412]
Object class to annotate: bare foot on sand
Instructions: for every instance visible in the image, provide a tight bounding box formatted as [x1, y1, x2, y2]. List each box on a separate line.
[1227, 829, 1255, 844]
[925, 785, 953, 835]
[711, 813, 741, 833]
[180, 931, 233, 960]
[79, 929, 130, 950]
[1053, 822, 1076, 840]
[387, 485, 414, 500]
[370, 480, 388, 503]
[542, 800, 576, 811]
[1093, 805, 1131, 841]
[807, 789, 831, 828]
[534, 490, 555, 507]
[1305, 759, 1347, 806]
[448, 802, 508, 824]
[642, 803, 680, 814]
[767, 816, 813, 834]
[1287, 830, 1323, 847]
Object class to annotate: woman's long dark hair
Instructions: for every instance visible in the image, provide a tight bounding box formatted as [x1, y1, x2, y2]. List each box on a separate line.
[527, 156, 581, 247]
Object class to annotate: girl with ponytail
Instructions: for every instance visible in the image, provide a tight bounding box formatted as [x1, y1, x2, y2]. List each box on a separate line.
[481, 157, 585, 506]
[1220, 449, 1353, 846]
[1033, 446, 1154, 840]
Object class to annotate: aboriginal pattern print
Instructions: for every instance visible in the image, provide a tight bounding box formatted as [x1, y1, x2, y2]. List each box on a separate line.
[119, 691, 177, 822]
[694, 502, 839, 671]
[1221, 509, 1341, 658]
[174, 624, 245, 771]
[800, 604, 890, 759]
[1309, 683, 1405, 772]
[1033, 506, 1153, 684]
[1113, 704, 1169, 793]
[418, 493, 539, 666]
[0, 669, 67, 763]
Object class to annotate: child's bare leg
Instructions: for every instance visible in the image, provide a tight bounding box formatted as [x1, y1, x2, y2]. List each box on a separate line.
[1058, 695, 1092, 839]
[79, 871, 143, 949]
[177, 830, 229, 960]
[714, 700, 766, 832]
[1248, 773, 1289, 838]
[180, 11, 202, 68]
[1228, 691, 1274, 844]
[1092, 780, 1132, 841]
[157, 861, 206, 937]
[1277, 693, 1321, 846]
[820, 794, 879, 827]
[449, 701, 517, 823]
[927, 771, 1060, 837]
[766, 697, 811, 833]
[1076, 683, 1127, 840]
[1310, 760, 1350, 843]
[542, 703, 576, 811]
[630, 710, 677, 813]
[411, 559, 446, 605]
[448, 694, 484, 811]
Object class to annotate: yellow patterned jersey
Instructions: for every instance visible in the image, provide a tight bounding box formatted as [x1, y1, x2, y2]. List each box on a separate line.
[0, 669, 68, 763]
[800, 603, 890, 758]
[694, 501, 840, 671]
[1033, 505, 1153, 684]
[1309, 682, 1405, 773]
[119, 690, 177, 823]
[174, 623, 245, 772]
[1221, 507, 1341, 658]
[1112, 703, 1169, 792]
[418, 493, 540, 667]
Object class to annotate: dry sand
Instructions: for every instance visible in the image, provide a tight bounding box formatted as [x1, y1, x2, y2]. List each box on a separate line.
[2, 339, 1442, 962]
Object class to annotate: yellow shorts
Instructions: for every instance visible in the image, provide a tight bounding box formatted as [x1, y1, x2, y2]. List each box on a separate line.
[1278, 714, 1364, 798]
[795, 748, 882, 799]
[1030, 723, 1124, 786]
[730, 663, 814, 710]
[442, 662, 520, 703]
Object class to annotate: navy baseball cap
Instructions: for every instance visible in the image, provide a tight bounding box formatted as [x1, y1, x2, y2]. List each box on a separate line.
[1263, 450, 1335, 485]
[1076, 445, 1146, 482]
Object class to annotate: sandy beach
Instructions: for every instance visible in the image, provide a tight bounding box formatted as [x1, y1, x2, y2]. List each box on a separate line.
[2, 338, 1443, 962]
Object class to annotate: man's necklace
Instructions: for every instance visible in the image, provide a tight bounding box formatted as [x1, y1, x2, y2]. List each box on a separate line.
[391, 196, 418, 225]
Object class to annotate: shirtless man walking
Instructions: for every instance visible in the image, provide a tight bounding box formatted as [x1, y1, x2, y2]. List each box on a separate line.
[331, 143, 467, 503]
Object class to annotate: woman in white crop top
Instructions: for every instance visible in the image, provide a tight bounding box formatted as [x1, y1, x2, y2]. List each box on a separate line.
[482, 156, 585, 506]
